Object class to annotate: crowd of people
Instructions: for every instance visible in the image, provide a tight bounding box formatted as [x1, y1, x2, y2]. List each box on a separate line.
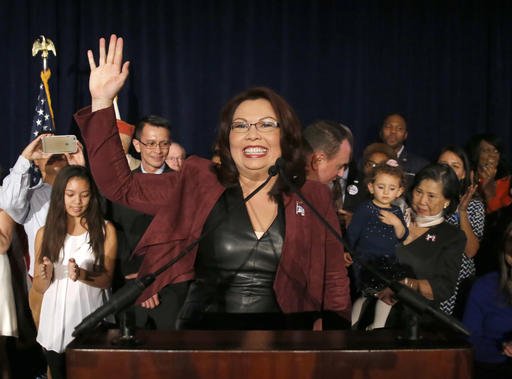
[0, 34, 511, 379]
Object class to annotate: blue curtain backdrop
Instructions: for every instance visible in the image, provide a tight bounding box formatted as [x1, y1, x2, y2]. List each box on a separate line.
[1, 0, 511, 171]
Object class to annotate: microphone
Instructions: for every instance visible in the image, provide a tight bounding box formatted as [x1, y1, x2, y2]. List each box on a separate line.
[73, 274, 155, 336]
[73, 160, 279, 337]
[276, 158, 469, 336]
[267, 158, 281, 178]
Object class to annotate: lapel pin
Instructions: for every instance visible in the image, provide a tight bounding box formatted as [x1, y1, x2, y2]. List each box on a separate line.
[296, 201, 305, 216]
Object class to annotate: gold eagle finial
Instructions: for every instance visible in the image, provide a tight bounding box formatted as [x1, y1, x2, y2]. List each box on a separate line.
[32, 35, 57, 71]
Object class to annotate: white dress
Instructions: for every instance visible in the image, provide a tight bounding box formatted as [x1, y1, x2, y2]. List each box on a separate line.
[0, 253, 18, 337]
[37, 232, 110, 353]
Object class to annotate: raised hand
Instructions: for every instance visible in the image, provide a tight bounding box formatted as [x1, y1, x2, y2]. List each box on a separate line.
[21, 134, 53, 161]
[87, 35, 130, 112]
[65, 140, 86, 167]
[459, 184, 477, 212]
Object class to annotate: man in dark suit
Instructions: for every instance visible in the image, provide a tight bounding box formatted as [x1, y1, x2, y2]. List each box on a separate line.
[380, 113, 428, 184]
[108, 115, 188, 330]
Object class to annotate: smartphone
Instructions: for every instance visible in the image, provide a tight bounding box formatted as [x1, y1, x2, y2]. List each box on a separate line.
[42, 135, 78, 154]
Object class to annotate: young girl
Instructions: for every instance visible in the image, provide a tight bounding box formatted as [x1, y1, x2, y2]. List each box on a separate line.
[32, 165, 117, 379]
[346, 160, 408, 328]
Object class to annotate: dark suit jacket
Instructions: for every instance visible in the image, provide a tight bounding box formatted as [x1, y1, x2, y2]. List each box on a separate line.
[398, 147, 429, 176]
[75, 106, 351, 317]
[106, 164, 172, 279]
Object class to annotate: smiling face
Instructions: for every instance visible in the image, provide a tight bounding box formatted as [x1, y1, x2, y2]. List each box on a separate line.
[478, 140, 500, 170]
[229, 99, 281, 181]
[438, 150, 465, 180]
[132, 124, 171, 173]
[368, 172, 403, 208]
[411, 178, 449, 216]
[64, 177, 91, 218]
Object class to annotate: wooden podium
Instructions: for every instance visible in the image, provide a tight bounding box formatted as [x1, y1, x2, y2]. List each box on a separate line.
[66, 328, 472, 379]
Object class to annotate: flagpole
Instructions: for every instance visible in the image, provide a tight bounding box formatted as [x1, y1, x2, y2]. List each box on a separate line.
[113, 96, 121, 120]
[32, 35, 57, 130]
[29, 35, 57, 185]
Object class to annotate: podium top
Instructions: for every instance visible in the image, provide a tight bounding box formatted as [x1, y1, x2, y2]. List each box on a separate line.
[67, 328, 471, 352]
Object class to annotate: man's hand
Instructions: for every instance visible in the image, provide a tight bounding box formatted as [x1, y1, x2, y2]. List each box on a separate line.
[87, 35, 130, 112]
[343, 252, 353, 267]
[141, 293, 160, 309]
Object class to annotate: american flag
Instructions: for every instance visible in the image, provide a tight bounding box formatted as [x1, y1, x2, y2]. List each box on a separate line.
[29, 70, 55, 186]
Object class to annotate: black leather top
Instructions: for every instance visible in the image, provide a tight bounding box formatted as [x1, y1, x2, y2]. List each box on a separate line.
[181, 185, 285, 318]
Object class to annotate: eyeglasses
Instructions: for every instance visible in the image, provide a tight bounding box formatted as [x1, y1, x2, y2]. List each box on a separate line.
[230, 118, 279, 133]
[137, 140, 171, 150]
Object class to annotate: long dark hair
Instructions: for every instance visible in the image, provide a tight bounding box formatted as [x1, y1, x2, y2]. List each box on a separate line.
[500, 222, 512, 304]
[438, 145, 472, 196]
[214, 87, 305, 198]
[39, 165, 105, 266]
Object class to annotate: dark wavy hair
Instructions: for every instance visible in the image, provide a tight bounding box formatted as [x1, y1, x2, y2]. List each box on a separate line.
[214, 87, 305, 198]
[465, 133, 510, 179]
[39, 165, 106, 266]
[438, 145, 472, 196]
[409, 163, 460, 215]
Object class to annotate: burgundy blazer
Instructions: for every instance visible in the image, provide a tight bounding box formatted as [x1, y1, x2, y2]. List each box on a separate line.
[75, 106, 351, 317]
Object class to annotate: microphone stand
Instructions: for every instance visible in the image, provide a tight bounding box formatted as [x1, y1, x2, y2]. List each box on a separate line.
[275, 159, 469, 339]
[73, 165, 279, 338]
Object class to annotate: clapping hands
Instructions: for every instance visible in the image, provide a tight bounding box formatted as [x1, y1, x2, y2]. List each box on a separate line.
[40, 256, 54, 281]
[68, 258, 81, 281]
